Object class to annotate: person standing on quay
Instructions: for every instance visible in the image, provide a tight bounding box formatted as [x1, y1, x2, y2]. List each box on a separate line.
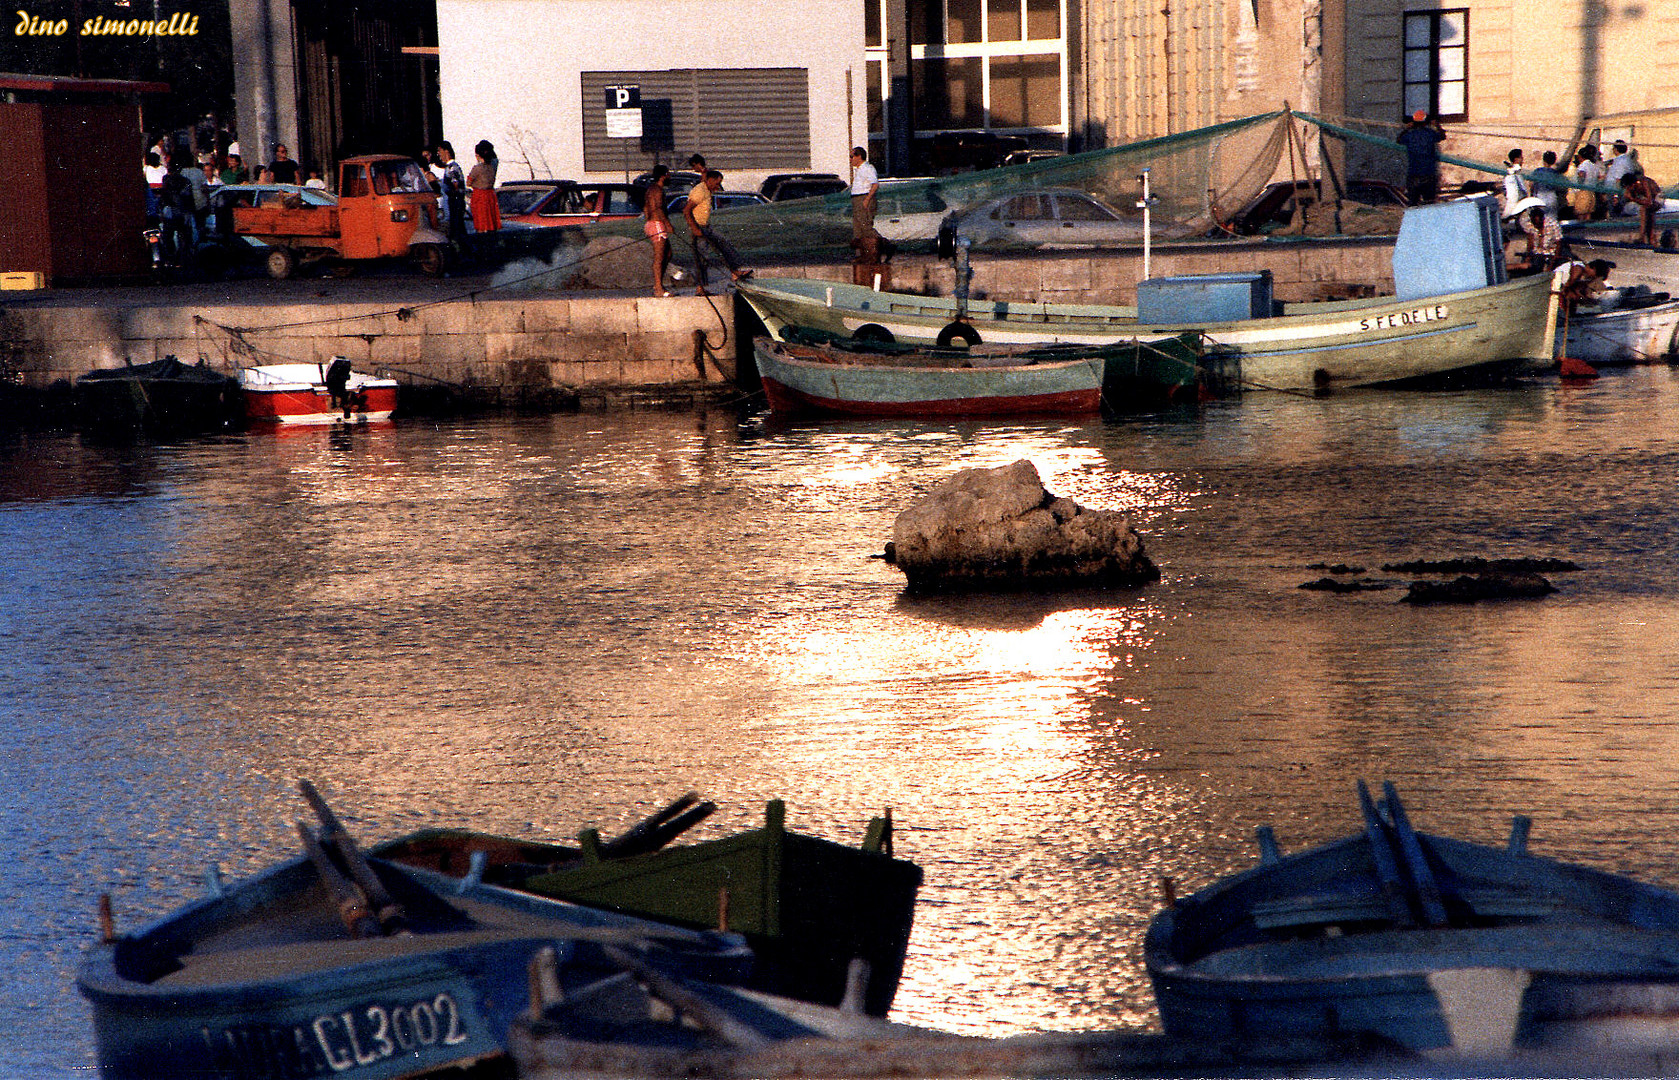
[468, 140, 500, 233]
[684, 169, 750, 295]
[850, 145, 880, 258]
[268, 143, 300, 186]
[1396, 110, 1445, 205]
[437, 141, 468, 244]
[643, 165, 674, 297]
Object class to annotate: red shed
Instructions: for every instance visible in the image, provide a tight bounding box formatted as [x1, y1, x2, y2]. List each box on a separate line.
[0, 74, 168, 283]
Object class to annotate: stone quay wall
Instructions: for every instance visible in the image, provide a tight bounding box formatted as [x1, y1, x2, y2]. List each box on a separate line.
[2, 236, 1396, 405]
[774, 235, 1397, 307]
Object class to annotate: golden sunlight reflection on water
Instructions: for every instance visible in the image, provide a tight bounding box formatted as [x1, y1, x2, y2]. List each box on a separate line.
[15, 371, 1679, 1070]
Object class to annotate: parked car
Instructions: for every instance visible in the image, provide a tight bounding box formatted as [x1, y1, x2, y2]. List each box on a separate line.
[498, 181, 644, 228]
[929, 130, 1030, 173]
[943, 187, 1145, 248]
[666, 190, 770, 216]
[1002, 150, 1063, 168]
[873, 179, 951, 242]
[760, 173, 848, 201]
[196, 183, 340, 276]
[632, 170, 704, 200]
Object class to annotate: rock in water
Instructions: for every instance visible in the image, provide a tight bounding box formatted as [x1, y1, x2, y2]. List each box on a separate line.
[888, 459, 1159, 592]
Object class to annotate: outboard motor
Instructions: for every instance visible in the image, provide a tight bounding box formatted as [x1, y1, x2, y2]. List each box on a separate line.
[324, 356, 354, 417]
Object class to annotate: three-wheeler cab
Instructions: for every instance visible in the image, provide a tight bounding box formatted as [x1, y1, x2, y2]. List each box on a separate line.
[232, 154, 448, 279]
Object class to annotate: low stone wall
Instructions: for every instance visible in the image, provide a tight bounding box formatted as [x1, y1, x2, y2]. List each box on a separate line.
[779, 235, 1398, 307]
[0, 290, 739, 406]
[2, 235, 1398, 406]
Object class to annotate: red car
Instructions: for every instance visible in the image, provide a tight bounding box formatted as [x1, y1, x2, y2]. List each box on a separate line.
[497, 181, 644, 228]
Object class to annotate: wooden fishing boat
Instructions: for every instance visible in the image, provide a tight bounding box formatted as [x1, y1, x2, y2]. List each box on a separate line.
[373, 796, 923, 1018]
[1565, 289, 1679, 364]
[1146, 781, 1679, 1057]
[737, 273, 1553, 394]
[74, 355, 241, 437]
[241, 358, 398, 425]
[508, 942, 1390, 1077]
[739, 197, 1558, 393]
[751, 333, 1203, 417]
[77, 782, 753, 1080]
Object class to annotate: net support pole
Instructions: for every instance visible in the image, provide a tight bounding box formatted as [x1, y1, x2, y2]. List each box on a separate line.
[1138, 167, 1154, 282]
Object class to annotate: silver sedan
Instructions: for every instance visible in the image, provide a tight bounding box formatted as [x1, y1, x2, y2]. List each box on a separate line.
[947, 187, 1147, 248]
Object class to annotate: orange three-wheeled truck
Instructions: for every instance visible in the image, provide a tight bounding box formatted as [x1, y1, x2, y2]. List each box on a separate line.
[233, 155, 450, 279]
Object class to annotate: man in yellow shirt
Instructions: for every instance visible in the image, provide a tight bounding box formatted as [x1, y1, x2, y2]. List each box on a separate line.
[683, 169, 751, 295]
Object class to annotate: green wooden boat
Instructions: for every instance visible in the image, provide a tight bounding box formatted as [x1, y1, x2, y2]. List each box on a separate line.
[372, 799, 923, 1018]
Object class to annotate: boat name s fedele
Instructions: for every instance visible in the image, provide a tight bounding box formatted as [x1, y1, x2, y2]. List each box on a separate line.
[1356, 303, 1449, 334]
[205, 990, 471, 1076]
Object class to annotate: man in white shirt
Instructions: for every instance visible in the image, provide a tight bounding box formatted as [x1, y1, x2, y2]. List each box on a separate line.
[1604, 140, 1634, 214]
[1502, 148, 1527, 211]
[850, 146, 880, 258]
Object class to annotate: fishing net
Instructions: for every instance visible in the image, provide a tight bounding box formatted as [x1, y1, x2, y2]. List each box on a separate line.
[499, 111, 1294, 275]
[494, 107, 1673, 288]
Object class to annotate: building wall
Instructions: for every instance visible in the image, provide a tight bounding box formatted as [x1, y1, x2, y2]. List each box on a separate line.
[1342, 0, 1679, 186]
[1076, 0, 1340, 147]
[436, 0, 866, 187]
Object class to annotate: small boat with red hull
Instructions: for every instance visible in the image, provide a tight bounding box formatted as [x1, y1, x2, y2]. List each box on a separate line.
[241, 357, 398, 425]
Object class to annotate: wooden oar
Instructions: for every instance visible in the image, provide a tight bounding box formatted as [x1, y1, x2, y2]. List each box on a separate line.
[1558, 303, 1599, 379]
[602, 944, 770, 1051]
[299, 779, 408, 934]
[602, 796, 717, 859]
[599, 792, 703, 858]
[1356, 780, 1414, 927]
[1381, 782, 1449, 927]
[297, 821, 382, 937]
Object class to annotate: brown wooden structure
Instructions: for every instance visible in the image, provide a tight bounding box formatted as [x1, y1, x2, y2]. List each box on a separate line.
[0, 74, 168, 283]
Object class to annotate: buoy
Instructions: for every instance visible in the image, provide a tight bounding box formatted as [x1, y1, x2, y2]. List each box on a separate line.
[1559, 355, 1599, 379]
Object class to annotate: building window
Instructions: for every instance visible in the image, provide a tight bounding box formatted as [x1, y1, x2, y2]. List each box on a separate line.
[907, 0, 1066, 136]
[1403, 10, 1467, 122]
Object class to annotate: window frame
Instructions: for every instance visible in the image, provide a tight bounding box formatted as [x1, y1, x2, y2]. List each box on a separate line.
[1402, 9, 1469, 123]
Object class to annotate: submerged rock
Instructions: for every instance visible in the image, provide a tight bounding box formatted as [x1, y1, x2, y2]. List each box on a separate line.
[1400, 571, 1557, 605]
[887, 459, 1159, 593]
[1382, 556, 1581, 575]
[1299, 577, 1393, 593]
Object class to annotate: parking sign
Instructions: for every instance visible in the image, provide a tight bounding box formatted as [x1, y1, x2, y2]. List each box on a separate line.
[605, 85, 642, 139]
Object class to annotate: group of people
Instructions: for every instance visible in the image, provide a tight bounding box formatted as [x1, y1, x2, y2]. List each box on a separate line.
[641, 153, 755, 297]
[419, 140, 502, 243]
[143, 134, 326, 267]
[638, 145, 884, 297]
[1398, 112, 1666, 250]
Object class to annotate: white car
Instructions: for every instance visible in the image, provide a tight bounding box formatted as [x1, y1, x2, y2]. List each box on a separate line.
[873, 180, 952, 242]
[946, 187, 1146, 248]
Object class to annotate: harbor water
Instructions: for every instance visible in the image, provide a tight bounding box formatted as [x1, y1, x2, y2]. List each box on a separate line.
[7, 366, 1679, 1075]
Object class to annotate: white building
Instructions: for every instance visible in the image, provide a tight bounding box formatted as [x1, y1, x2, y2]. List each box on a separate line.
[436, 0, 868, 189]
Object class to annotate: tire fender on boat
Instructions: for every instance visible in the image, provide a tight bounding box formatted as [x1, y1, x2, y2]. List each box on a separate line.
[936, 322, 981, 348]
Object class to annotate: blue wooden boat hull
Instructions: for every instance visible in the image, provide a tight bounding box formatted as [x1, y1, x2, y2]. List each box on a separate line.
[1146, 785, 1679, 1054]
[78, 856, 754, 1079]
[755, 338, 1105, 417]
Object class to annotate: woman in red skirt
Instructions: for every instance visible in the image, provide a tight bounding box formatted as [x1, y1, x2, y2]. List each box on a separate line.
[468, 140, 500, 232]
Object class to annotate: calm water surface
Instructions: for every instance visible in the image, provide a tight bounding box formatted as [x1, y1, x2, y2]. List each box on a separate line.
[7, 367, 1679, 1075]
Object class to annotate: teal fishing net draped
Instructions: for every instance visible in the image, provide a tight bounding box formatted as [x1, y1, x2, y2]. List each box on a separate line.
[494, 108, 1666, 285]
[499, 111, 1291, 271]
